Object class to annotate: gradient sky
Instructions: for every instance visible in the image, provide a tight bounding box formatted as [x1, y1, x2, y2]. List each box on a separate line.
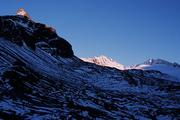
[0, 0, 180, 66]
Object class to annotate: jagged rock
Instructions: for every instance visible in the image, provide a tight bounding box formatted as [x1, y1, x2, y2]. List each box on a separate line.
[0, 15, 74, 57]
[49, 38, 73, 57]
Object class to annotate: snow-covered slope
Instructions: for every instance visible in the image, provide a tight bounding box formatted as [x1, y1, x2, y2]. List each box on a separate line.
[131, 59, 180, 81]
[0, 14, 180, 119]
[81, 55, 125, 70]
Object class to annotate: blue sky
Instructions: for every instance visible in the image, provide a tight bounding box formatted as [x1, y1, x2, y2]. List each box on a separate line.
[0, 0, 180, 65]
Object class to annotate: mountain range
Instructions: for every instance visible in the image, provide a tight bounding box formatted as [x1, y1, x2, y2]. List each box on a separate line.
[0, 9, 179, 119]
[82, 56, 180, 82]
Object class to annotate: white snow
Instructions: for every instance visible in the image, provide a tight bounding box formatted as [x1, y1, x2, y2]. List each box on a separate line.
[131, 60, 180, 82]
[81, 55, 125, 70]
[16, 8, 28, 16]
[17, 10, 26, 16]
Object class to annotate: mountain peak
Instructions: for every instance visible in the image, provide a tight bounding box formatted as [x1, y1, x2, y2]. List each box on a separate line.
[98, 55, 113, 61]
[130, 58, 180, 80]
[144, 58, 170, 65]
[16, 8, 31, 18]
[143, 58, 180, 67]
[81, 55, 125, 70]
[92, 55, 113, 62]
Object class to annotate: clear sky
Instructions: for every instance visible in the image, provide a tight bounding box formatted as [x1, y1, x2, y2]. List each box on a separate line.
[0, 0, 180, 66]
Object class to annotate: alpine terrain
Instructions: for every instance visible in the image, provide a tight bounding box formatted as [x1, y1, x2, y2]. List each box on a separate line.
[82, 56, 180, 82]
[0, 9, 180, 119]
[131, 59, 180, 82]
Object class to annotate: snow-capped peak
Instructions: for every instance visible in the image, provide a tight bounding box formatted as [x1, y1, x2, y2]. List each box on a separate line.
[16, 8, 31, 18]
[138, 58, 180, 68]
[144, 59, 173, 66]
[131, 58, 180, 81]
[81, 55, 125, 70]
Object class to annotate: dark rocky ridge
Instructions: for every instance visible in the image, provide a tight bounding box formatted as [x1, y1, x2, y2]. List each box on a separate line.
[0, 15, 74, 58]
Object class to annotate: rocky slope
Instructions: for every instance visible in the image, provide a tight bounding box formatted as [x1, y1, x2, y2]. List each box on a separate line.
[0, 13, 180, 119]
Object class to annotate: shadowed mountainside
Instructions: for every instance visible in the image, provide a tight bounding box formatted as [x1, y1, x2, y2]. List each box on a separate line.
[0, 14, 179, 119]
